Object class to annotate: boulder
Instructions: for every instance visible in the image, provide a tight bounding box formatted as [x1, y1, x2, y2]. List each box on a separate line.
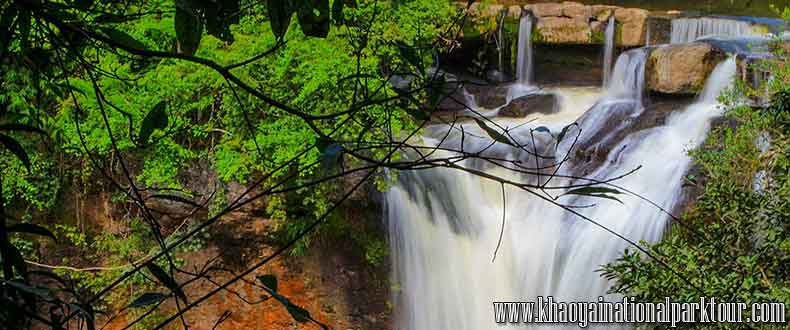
[499, 93, 559, 117]
[537, 17, 591, 44]
[647, 42, 727, 94]
[527, 3, 563, 17]
[614, 8, 649, 46]
[562, 2, 591, 19]
[466, 85, 509, 109]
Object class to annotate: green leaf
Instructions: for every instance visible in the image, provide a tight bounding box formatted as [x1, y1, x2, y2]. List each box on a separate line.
[145, 263, 188, 303]
[533, 126, 551, 134]
[286, 303, 311, 323]
[7, 223, 56, 241]
[139, 101, 169, 143]
[267, 0, 293, 40]
[99, 27, 146, 50]
[331, 0, 344, 24]
[397, 41, 423, 73]
[562, 186, 624, 204]
[564, 186, 623, 196]
[556, 123, 576, 144]
[17, 12, 30, 52]
[5, 280, 51, 299]
[316, 137, 343, 172]
[257, 275, 277, 292]
[405, 107, 429, 121]
[0, 7, 19, 54]
[175, 7, 203, 55]
[0, 133, 31, 169]
[428, 75, 447, 109]
[0, 123, 45, 135]
[256, 274, 326, 328]
[296, 0, 331, 38]
[2, 241, 27, 277]
[94, 13, 135, 24]
[473, 118, 514, 146]
[70, 0, 94, 10]
[128, 292, 168, 308]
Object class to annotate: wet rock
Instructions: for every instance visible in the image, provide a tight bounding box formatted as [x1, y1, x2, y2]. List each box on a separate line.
[499, 93, 559, 117]
[485, 69, 511, 84]
[646, 42, 726, 94]
[646, 16, 672, 45]
[537, 17, 591, 44]
[435, 86, 468, 112]
[614, 8, 649, 46]
[466, 84, 509, 109]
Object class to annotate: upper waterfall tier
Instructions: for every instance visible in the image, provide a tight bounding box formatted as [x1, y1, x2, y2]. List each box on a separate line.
[671, 17, 757, 43]
[461, 2, 786, 47]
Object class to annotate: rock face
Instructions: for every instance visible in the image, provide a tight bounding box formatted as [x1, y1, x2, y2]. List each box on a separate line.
[614, 8, 649, 46]
[646, 42, 726, 94]
[536, 17, 591, 44]
[499, 93, 559, 117]
[527, 3, 563, 17]
[467, 84, 509, 109]
[467, 1, 650, 46]
[646, 16, 673, 45]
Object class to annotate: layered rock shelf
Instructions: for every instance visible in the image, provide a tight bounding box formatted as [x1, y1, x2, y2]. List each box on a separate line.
[462, 1, 778, 46]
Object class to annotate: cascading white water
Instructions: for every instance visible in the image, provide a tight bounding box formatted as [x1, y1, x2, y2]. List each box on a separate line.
[386, 54, 736, 330]
[516, 12, 534, 85]
[671, 17, 755, 43]
[602, 15, 617, 87]
[605, 48, 647, 104]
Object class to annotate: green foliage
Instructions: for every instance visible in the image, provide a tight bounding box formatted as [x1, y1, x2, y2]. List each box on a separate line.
[0, 0, 457, 326]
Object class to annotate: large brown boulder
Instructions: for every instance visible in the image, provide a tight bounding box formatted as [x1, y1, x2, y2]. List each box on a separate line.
[537, 17, 591, 44]
[614, 8, 649, 46]
[499, 93, 559, 117]
[646, 42, 727, 94]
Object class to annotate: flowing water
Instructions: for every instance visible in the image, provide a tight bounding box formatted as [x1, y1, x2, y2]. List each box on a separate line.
[386, 53, 737, 329]
[602, 15, 617, 87]
[516, 12, 535, 85]
[671, 17, 756, 43]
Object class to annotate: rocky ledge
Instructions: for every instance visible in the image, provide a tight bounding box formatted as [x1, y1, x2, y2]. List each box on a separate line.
[462, 1, 777, 46]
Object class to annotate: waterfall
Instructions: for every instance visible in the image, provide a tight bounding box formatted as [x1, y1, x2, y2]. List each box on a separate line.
[516, 12, 534, 85]
[495, 10, 507, 76]
[386, 56, 736, 330]
[602, 15, 616, 87]
[671, 17, 755, 43]
[605, 48, 647, 105]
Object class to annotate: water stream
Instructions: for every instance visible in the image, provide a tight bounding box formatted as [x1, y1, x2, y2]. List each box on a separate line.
[386, 52, 737, 329]
[671, 17, 756, 43]
[602, 15, 617, 87]
[516, 12, 535, 85]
